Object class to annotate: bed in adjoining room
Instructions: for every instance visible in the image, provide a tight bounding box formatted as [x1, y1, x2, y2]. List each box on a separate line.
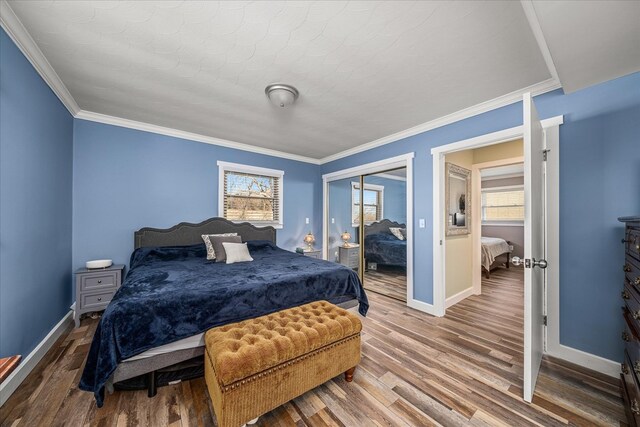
[78, 217, 368, 407]
[481, 236, 512, 278]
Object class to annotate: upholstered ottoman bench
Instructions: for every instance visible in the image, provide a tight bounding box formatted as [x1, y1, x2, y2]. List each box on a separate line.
[204, 300, 362, 427]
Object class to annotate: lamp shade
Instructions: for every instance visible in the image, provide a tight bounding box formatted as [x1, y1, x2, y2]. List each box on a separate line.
[303, 232, 315, 250]
[341, 231, 352, 247]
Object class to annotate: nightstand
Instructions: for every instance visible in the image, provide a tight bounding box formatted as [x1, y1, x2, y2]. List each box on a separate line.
[338, 245, 360, 269]
[296, 248, 322, 259]
[74, 264, 124, 327]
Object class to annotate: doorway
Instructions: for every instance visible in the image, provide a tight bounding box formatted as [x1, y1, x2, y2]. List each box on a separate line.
[442, 141, 525, 309]
[322, 154, 414, 306]
[431, 94, 562, 402]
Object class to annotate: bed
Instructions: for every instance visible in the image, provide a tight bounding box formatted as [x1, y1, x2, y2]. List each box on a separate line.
[79, 217, 368, 407]
[362, 219, 407, 268]
[481, 236, 512, 278]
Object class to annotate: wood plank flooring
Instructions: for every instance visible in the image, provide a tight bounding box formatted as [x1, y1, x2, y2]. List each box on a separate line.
[364, 267, 407, 302]
[0, 268, 625, 426]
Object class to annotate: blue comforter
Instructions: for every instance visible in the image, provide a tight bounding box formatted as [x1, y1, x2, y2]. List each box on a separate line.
[79, 240, 367, 406]
[364, 233, 407, 267]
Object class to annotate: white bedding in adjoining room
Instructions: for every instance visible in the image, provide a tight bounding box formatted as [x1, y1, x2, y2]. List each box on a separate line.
[481, 237, 511, 271]
[124, 333, 205, 362]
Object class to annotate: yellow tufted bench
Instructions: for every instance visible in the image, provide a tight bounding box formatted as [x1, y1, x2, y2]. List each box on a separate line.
[204, 300, 362, 427]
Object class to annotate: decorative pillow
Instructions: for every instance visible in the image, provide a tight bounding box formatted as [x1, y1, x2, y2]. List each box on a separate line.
[211, 235, 242, 263]
[389, 227, 405, 241]
[222, 242, 254, 264]
[202, 233, 238, 260]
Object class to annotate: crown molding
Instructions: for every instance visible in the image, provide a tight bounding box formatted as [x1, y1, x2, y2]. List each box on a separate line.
[2, 0, 562, 167]
[520, 0, 560, 83]
[0, 0, 79, 115]
[75, 110, 321, 164]
[318, 77, 561, 164]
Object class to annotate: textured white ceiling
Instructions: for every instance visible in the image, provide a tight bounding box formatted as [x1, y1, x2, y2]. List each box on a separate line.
[532, 1, 640, 94]
[8, 1, 554, 158]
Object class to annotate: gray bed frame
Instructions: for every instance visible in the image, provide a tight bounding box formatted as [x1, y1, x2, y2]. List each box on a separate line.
[109, 217, 357, 397]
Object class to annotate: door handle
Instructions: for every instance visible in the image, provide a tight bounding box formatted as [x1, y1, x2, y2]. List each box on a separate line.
[511, 257, 547, 269]
[531, 258, 548, 269]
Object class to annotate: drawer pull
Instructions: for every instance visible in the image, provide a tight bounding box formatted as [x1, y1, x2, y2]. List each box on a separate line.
[633, 311, 640, 320]
[622, 290, 631, 299]
[623, 363, 630, 375]
[98, 280, 102, 284]
[635, 277, 640, 286]
[97, 297, 102, 301]
[634, 361, 640, 374]
[625, 264, 633, 273]
[623, 331, 631, 342]
[632, 399, 640, 416]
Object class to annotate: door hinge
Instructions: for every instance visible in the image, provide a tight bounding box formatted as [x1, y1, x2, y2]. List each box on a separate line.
[543, 149, 550, 161]
[543, 315, 548, 326]
[440, 240, 443, 245]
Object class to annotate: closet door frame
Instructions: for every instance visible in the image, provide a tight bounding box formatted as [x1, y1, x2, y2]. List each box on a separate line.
[322, 153, 414, 306]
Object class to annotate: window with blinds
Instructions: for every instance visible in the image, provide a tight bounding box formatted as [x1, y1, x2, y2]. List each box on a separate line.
[218, 162, 283, 227]
[352, 184, 384, 225]
[481, 186, 525, 222]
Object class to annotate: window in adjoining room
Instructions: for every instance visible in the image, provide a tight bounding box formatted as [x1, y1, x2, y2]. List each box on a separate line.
[481, 186, 524, 224]
[352, 183, 384, 226]
[218, 161, 284, 228]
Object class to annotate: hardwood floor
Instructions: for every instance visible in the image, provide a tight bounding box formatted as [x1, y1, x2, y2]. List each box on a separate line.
[1, 268, 625, 426]
[364, 266, 407, 302]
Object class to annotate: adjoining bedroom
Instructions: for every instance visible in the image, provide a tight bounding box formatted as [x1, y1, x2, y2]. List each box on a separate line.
[444, 139, 525, 309]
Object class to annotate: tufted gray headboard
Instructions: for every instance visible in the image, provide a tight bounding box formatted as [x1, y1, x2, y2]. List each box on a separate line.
[363, 219, 406, 237]
[134, 217, 276, 249]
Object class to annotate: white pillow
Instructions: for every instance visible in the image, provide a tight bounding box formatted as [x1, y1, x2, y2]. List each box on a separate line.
[389, 227, 405, 241]
[222, 242, 254, 264]
[202, 233, 237, 260]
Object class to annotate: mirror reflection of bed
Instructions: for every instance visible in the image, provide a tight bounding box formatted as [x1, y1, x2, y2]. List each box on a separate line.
[362, 219, 407, 302]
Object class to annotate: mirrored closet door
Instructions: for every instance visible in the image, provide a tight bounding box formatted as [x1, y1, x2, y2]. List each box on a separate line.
[326, 167, 408, 302]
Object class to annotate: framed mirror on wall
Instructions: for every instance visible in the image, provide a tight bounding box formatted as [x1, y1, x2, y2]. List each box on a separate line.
[445, 162, 471, 236]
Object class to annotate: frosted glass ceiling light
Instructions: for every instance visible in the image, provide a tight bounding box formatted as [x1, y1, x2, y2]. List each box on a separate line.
[265, 84, 299, 108]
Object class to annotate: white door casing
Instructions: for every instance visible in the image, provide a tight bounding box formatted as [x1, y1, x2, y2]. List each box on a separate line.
[522, 92, 546, 403]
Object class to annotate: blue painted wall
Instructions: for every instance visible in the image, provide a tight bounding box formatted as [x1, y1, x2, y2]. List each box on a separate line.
[0, 29, 74, 358]
[72, 120, 322, 296]
[321, 72, 640, 361]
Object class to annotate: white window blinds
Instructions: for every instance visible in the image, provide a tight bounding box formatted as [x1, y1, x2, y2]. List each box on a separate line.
[218, 162, 283, 227]
[352, 184, 383, 225]
[481, 187, 524, 222]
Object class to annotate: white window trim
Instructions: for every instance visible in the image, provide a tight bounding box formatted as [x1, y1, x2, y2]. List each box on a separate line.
[351, 182, 384, 227]
[481, 184, 525, 225]
[217, 161, 284, 229]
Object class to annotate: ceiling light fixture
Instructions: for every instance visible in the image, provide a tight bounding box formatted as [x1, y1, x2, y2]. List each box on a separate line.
[265, 83, 299, 108]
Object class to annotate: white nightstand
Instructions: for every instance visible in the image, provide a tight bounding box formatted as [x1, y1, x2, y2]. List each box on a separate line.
[296, 248, 322, 259]
[338, 245, 360, 269]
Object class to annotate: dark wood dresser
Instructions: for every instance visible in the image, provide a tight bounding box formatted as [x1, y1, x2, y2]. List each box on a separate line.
[620, 215, 640, 425]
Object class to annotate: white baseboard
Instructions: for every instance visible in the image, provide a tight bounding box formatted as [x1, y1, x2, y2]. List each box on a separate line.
[407, 298, 437, 316]
[546, 343, 619, 378]
[0, 310, 73, 407]
[445, 287, 475, 309]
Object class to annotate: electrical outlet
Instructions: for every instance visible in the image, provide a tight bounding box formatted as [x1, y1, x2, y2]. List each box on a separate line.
[305, 217, 309, 224]
[419, 218, 426, 228]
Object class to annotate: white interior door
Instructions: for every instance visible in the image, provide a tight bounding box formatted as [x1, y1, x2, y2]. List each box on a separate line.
[522, 92, 546, 403]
